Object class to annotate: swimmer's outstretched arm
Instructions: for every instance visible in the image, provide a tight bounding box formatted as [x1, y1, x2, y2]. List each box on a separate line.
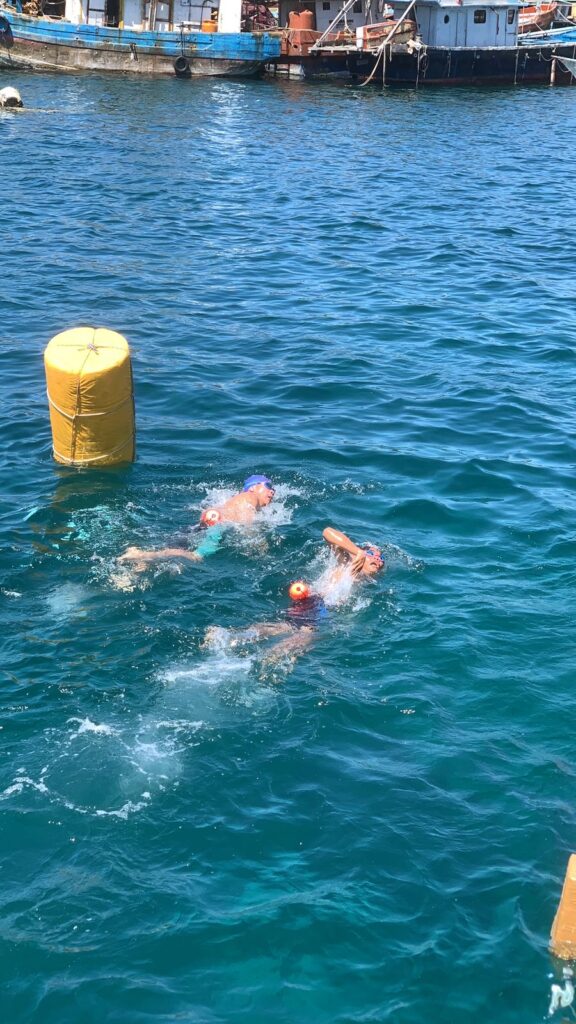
[322, 527, 367, 575]
[322, 527, 363, 558]
[118, 546, 202, 564]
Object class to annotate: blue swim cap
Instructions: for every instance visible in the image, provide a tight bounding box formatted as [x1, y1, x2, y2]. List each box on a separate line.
[243, 475, 273, 491]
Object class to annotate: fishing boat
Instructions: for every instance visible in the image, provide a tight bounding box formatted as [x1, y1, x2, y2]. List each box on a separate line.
[0, 0, 280, 76]
[518, 1, 557, 33]
[269, 0, 576, 85]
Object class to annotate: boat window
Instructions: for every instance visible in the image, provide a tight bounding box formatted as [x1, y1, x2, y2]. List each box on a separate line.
[473, 8, 486, 21]
[507, 7, 515, 21]
[104, 0, 121, 26]
[444, 14, 449, 22]
[353, 1, 362, 10]
[43, 0, 66, 15]
[323, 2, 330, 8]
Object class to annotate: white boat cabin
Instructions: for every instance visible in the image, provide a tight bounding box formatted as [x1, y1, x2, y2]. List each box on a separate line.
[400, 0, 520, 47]
[53, 0, 240, 32]
[280, 0, 521, 45]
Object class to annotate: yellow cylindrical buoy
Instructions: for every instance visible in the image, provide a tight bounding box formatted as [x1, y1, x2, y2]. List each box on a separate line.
[550, 854, 576, 959]
[44, 326, 135, 467]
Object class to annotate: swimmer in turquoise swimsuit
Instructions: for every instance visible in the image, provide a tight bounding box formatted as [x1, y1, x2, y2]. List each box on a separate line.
[204, 527, 385, 669]
[118, 475, 275, 569]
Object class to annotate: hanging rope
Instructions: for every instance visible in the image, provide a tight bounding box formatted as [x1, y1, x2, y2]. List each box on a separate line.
[359, 0, 417, 86]
[53, 435, 134, 466]
[47, 391, 132, 421]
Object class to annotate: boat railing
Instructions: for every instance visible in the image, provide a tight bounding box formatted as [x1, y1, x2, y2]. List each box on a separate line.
[556, 5, 576, 22]
[309, 0, 358, 51]
[359, 0, 416, 84]
[520, 20, 576, 36]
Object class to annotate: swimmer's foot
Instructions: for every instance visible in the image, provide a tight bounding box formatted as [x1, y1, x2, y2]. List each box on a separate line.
[201, 626, 230, 651]
[258, 649, 298, 682]
[109, 569, 138, 591]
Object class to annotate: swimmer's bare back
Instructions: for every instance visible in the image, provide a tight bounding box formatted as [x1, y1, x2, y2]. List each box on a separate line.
[217, 493, 259, 525]
[217, 478, 275, 523]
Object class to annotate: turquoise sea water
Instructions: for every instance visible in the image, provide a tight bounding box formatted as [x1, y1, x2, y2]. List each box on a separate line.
[2, 74, 576, 1022]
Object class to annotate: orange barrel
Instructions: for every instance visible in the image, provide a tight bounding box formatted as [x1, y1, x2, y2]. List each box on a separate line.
[202, 19, 217, 31]
[288, 9, 316, 28]
[550, 854, 576, 959]
[44, 326, 135, 467]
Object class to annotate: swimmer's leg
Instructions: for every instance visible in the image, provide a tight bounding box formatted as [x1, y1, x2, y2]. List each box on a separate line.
[244, 623, 294, 641]
[194, 525, 225, 559]
[260, 627, 315, 670]
[202, 621, 291, 651]
[118, 546, 201, 568]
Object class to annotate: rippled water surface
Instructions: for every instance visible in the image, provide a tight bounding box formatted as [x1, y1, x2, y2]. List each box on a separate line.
[2, 73, 576, 1023]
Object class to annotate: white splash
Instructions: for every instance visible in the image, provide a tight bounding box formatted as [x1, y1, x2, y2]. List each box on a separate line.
[0, 711, 189, 820]
[159, 643, 277, 715]
[94, 798, 151, 819]
[548, 967, 574, 1016]
[314, 550, 358, 609]
[68, 718, 117, 737]
[1, 775, 49, 798]
[160, 650, 254, 694]
[92, 554, 151, 593]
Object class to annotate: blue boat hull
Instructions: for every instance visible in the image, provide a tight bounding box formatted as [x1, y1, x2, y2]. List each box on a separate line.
[0, 9, 280, 76]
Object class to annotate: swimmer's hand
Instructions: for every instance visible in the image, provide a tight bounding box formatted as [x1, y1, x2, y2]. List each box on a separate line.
[350, 551, 367, 577]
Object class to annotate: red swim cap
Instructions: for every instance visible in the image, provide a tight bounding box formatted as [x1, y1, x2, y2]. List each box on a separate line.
[289, 580, 310, 602]
[200, 508, 221, 527]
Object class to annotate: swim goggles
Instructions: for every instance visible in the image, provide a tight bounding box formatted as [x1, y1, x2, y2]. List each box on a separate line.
[362, 544, 384, 566]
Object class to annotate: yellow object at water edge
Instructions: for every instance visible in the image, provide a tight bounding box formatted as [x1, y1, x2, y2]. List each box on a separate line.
[44, 327, 135, 466]
[550, 853, 576, 959]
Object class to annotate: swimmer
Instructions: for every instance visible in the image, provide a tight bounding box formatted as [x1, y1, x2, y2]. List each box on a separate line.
[118, 475, 275, 568]
[320, 527, 384, 584]
[203, 526, 385, 670]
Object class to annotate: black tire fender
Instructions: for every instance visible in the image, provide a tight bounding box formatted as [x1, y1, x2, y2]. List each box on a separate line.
[174, 55, 191, 76]
[0, 15, 12, 44]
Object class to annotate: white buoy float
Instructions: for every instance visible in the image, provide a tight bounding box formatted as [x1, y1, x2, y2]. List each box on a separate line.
[0, 87, 23, 108]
